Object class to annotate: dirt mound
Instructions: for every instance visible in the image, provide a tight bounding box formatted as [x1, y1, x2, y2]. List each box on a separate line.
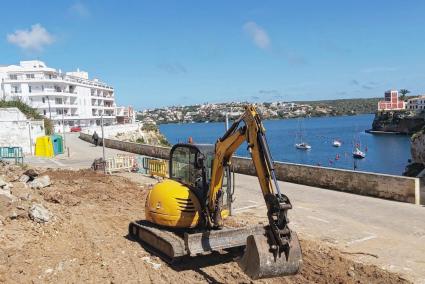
[0, 167, 409, 283]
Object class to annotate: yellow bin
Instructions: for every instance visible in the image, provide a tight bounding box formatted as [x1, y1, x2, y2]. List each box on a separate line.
[35, 136, 54, 158]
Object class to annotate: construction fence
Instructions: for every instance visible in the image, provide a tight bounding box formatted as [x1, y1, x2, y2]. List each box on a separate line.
[93, 154, 168, 178]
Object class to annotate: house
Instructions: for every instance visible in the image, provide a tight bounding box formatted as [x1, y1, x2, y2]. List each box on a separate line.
[377, 90, 405, 111]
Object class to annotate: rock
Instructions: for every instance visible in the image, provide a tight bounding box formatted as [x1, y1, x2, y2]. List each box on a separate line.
[347, 270, 355, 277]
[23, 169, 39, 179]
[29, 176, 51, 189]
[0, 187, 16, 201]
[9, 211, 17, 220]
[28, 204, 51, 223]
[0, 178, 6, 187]
[18, 175, 30, 183]
[10, 183, 31, 201]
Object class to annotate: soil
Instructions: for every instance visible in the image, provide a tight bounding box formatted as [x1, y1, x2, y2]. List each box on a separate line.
[0, 166, 410, 284]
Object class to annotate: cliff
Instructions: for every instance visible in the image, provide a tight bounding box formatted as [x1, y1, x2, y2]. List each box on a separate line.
[371, 111, 425, 134]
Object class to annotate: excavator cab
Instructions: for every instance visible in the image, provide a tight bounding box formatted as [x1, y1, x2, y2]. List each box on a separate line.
[169, 143, 232, 217]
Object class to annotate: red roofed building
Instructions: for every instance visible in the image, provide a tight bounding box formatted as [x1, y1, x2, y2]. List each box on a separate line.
[377, 90, 405, 111]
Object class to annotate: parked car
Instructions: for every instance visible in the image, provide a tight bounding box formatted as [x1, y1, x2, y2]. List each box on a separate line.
[70, 126, 82, 132]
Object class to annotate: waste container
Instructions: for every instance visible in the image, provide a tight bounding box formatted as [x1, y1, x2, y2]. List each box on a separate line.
[35, 136, 54, 158]
[50, 134, 64, 155]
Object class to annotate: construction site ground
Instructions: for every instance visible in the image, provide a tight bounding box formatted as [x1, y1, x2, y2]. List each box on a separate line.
[0, 163, 412, 284]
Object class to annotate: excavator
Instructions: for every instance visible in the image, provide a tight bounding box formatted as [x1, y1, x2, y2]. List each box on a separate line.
[129, 105, 302, 279]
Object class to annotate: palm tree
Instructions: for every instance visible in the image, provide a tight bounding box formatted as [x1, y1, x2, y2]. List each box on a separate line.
[399, 89, 410, 101]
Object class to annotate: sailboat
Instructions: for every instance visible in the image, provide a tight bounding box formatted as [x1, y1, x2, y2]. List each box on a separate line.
[353, 147, 366, 159]
[295, 118, 311, 150]
[332, 139, 342, 147]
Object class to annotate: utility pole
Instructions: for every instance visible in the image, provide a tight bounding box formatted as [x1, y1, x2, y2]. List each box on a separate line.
[101, 113, 106, 174]
[62, 105, 66, 150]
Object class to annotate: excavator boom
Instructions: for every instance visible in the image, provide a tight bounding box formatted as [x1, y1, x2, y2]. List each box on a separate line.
[207, 105, 302, 278]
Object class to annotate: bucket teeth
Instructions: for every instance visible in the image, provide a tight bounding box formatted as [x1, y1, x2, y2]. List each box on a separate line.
[238, 230, 302, 280]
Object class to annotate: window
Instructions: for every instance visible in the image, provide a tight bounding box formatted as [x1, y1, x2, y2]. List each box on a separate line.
[170, 146, 199, 186]
[41, 85, 44, 91]
[55, 98, 63, 104]
[9, 74, 17, 80]
[11, 85, 20, 93]
[28, 86, 32, 93]
[26, 74, 35, 79]
[43, 110, 46, 115]
[57, 109, 63, 115]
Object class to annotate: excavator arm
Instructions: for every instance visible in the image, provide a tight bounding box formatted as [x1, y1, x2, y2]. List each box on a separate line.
[207, 105, 302, 279]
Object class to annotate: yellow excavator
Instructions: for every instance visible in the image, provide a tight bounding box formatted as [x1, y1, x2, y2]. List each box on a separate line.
[129, 105, 302, 279]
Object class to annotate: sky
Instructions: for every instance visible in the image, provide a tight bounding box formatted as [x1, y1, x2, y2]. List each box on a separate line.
[1, 1, 425, 109]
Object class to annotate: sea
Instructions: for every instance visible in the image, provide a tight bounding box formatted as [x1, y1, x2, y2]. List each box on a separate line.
[159, 114, 411, 176]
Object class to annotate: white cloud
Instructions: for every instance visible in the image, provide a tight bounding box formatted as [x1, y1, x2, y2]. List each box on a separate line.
[69, 2, 90, 18]
[243, 21, 271, 49]
[7, 24, 54, 52]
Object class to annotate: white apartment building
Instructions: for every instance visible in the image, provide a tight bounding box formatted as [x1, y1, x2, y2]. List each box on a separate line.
[406, 95, 425, 111]
[0, 60, 116, 130]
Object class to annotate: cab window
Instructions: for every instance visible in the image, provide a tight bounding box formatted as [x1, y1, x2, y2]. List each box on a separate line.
[171, 146, 198, 186]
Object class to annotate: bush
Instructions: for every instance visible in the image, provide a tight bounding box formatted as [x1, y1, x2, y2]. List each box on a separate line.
[136, 137, 145, 144]
[142, 123, 158, 132]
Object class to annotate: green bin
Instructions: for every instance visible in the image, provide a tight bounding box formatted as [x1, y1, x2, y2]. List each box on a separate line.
[50, 134, 64, 155]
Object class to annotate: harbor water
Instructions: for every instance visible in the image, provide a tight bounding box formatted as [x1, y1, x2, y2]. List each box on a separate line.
[160, 114, 411, 176]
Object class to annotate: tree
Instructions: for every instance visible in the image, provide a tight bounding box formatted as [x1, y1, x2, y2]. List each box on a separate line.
[399, 89, 410, 101]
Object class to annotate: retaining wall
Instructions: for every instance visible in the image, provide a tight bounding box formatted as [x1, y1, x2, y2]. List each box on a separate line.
[80, 132, 421, 204]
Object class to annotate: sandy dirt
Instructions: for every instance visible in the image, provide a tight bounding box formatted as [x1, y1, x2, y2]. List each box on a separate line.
[0, 165, 410, 284]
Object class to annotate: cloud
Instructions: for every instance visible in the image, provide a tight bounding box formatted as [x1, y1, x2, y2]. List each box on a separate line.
[243, 21, 271, 49]
[7, 24, 54, 52]
[362, 67, 398, 73]
[350, 79, 359, 86]
[69, 2, 90, 18]
[157, 63, 187, 74]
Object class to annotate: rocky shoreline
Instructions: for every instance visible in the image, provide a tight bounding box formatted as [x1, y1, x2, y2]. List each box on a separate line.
[370, 111, 425, 135]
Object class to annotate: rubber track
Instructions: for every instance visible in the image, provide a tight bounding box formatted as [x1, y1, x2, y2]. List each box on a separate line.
[129, 221, 186, 263]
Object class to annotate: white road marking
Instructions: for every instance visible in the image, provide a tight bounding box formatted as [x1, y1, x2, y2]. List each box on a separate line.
[347, 235, 377, 245]
[307, 215, 330, 223]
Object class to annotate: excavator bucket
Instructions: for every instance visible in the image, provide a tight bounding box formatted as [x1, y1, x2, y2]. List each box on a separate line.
[238, 231, 302, 279]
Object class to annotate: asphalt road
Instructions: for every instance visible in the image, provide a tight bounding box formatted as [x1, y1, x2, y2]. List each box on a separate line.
[26, 132, 425, 283]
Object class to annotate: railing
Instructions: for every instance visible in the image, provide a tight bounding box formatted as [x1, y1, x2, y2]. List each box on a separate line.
[148, 159, 168, 178]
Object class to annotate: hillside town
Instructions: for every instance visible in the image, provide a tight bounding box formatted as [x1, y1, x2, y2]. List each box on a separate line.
[137, 101, 343, 124]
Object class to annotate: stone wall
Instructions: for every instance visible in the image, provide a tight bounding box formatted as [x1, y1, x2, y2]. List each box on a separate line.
[80, 133, 421, 204]
[231, 157, 420, 204]
[79, 132, 170, 159]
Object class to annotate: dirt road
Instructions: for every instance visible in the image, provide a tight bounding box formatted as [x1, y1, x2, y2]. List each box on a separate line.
[0, 166, 409, 283]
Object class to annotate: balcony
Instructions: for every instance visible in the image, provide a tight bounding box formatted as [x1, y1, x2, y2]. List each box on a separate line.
[3, 73, 114, 90]
[29, 91, 78, 98]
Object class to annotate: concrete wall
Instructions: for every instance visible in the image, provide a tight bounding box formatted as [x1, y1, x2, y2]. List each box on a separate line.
[79, 132, 421, 204]
[0, 120, 45, 154]
[82, 123, 141, 138]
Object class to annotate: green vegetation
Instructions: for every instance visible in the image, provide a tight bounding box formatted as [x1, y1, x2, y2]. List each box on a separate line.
[158, 135, 171, 147]
[136, 137, 145, 144]
[142, 123, 159, 132]
[295, 97, 381, 115]
[0, 100, 53, 135]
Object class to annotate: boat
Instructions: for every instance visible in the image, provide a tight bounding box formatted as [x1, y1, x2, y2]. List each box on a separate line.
[295, 118, 311, 150]
[352, 147, 366, 159]
[295, 142, 311, 150]
[332, 140, 342, 147]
